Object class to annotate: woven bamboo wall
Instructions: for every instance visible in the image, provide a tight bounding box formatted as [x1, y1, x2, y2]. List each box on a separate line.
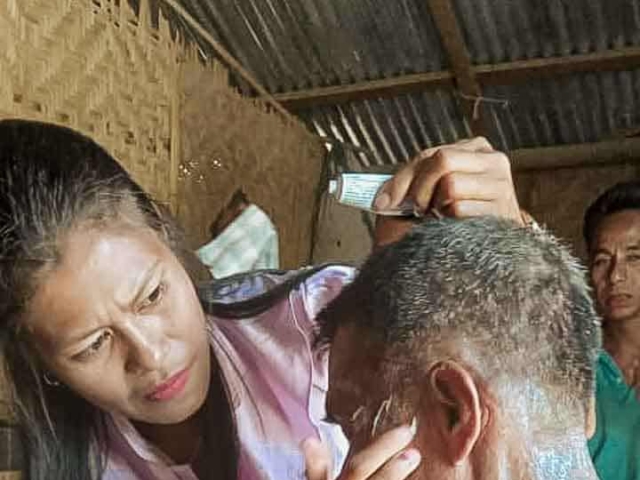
[0, 0, 324, 473]
[176, 60, 324, 267]
[0, 0, 179, 202]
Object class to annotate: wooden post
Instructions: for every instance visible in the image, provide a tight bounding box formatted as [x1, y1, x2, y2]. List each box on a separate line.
[272, 47, 640, 110]
[169, 60, 181, 215]
[426, 0, 485, 135]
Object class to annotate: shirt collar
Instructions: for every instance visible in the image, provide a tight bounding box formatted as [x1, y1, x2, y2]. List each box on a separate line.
[598, 350, 635, 402]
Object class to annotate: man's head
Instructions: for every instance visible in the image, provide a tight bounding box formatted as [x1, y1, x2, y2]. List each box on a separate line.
[584, 181, 640, 325]
[318, 217, 600, 479]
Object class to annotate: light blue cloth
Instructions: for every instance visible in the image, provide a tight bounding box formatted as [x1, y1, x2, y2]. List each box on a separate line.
[588, 351, 640, 480]
[197, 204, 279, 279]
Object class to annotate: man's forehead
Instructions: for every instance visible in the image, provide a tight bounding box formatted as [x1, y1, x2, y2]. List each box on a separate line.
[596, 211, 640, 240]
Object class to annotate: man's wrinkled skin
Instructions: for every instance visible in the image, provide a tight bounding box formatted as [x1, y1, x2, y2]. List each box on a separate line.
[325, 327, 598, 480]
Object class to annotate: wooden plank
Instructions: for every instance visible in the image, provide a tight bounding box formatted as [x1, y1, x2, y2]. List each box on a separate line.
[511, 138, 640, 172]
[169, 62, 182, 215]
[426, 0, 484, 134]
[272, 47, 640, 110]
[478, 46, 640, 84]
[270, 71, 454, 110]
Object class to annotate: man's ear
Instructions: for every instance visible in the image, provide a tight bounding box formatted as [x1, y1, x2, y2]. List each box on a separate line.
[425, 360, 483, 465]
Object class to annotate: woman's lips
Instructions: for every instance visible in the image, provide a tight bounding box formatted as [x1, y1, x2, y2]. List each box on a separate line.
[146, 367, 190, 402]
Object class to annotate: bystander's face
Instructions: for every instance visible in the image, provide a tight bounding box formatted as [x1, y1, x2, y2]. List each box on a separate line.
[590, 209, 640, 324]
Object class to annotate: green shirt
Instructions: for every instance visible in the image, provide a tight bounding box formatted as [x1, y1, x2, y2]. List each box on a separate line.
[588, 351, 640, 480]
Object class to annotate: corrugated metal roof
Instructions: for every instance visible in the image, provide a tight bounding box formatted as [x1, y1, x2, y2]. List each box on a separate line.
[171, 0, 448, 91]
[297, 69, 640, 165]
[297, 90, 470, 166]
[151, 0, 640, 166]
[482, 69, 640, 151]
[454, 0, 640, 64]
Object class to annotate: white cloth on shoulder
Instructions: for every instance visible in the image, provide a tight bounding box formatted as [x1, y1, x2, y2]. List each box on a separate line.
[197, 204, 279, 279]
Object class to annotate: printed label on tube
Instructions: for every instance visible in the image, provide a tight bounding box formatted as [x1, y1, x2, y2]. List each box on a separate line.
[329, 173, 416, 216]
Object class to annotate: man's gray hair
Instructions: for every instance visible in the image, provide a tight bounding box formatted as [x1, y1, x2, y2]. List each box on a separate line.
[318, 217, 601, 415]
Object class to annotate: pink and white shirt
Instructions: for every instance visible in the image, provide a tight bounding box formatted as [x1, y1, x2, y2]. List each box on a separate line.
[103, 266, 355, 479]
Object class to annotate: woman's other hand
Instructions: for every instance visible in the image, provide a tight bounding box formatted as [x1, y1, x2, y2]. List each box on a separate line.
[303, 424, 420, 480]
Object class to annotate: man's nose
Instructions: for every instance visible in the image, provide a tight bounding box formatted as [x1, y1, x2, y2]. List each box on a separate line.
[608, 257, 628, 284]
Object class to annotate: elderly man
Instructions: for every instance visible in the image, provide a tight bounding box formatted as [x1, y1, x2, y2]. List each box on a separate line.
[314, 217, 600, 480]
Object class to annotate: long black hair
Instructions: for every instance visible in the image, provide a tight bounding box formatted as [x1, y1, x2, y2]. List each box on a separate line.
[0, 120, 237, 480]
[583, 180, 640, 253]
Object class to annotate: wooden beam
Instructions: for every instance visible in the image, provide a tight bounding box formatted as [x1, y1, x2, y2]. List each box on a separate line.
[273, 46, 640, 110]
[511, 137, 640, 172]
[161, 0, 292, 120]
[478, 46, 640, 85]
[268, 71, 453, 111]
[426, 0, 484, 135]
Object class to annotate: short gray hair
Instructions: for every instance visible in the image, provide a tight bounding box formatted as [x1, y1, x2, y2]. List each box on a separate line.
[318, 217, 601, 416]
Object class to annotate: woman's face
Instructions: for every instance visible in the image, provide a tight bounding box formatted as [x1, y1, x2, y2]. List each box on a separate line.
[24, 226, 211, 425]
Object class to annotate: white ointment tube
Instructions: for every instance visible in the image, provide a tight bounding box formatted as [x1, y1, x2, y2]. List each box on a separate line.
[328, 173, 416, 216]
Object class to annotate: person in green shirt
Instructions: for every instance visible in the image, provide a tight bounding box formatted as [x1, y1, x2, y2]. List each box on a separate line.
[584, 181, 640, 479]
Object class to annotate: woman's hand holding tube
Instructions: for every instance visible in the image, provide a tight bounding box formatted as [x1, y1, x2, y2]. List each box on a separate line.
[373, 137, 523, 224]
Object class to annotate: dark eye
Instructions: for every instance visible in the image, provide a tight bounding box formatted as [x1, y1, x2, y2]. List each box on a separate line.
[140, 283, 165, 309]
[592, 256, 609, 268]
[75, 331, 112, 361]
